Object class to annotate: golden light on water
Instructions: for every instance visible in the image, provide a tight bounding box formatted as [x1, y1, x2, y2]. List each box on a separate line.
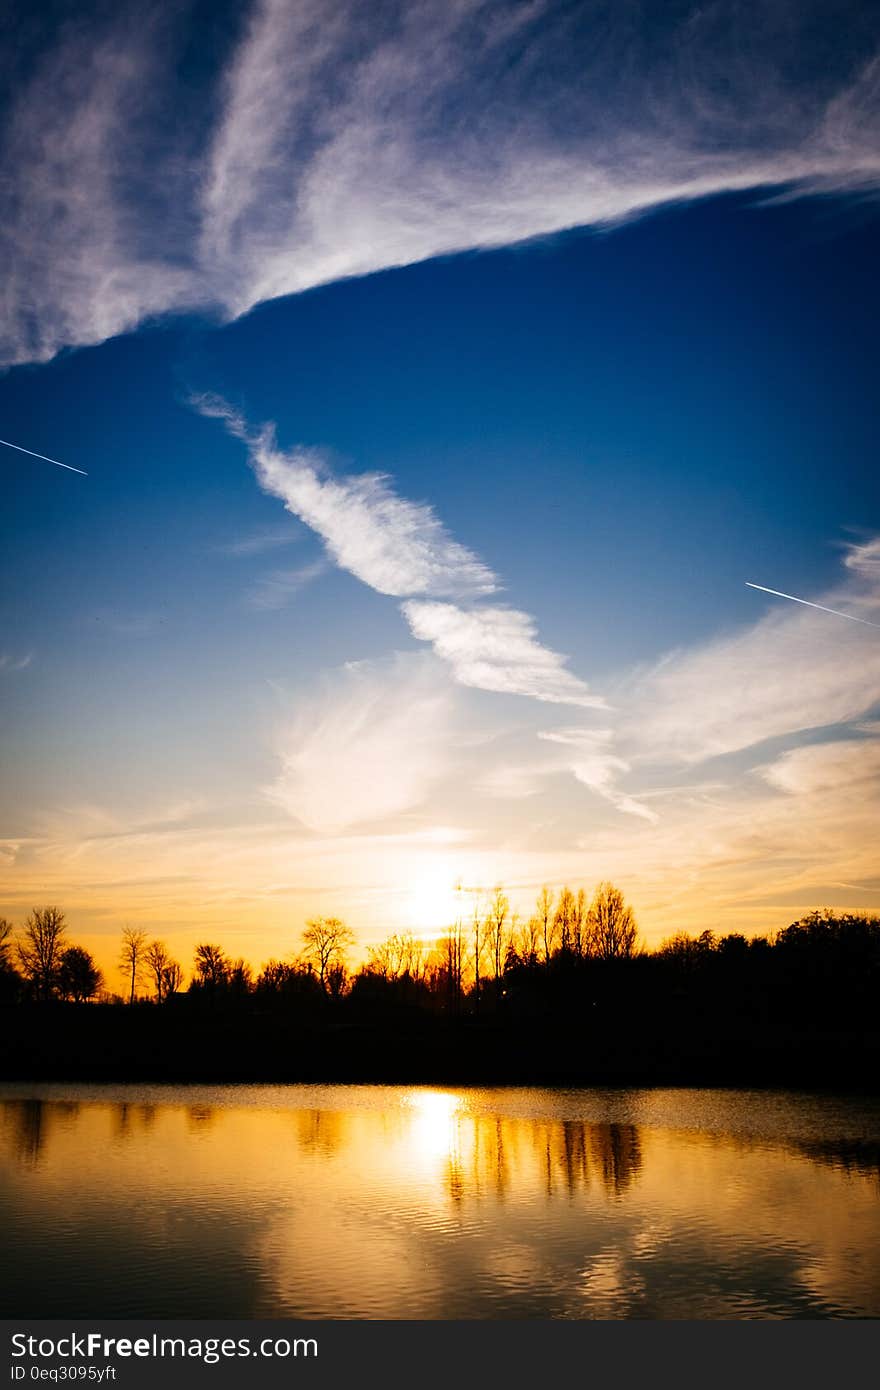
[406, 1089, 464, 1162]
[3, 1087, 880, 1317]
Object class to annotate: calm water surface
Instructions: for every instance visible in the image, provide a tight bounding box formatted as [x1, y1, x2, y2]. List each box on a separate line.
[1, 1083, 879, 1318]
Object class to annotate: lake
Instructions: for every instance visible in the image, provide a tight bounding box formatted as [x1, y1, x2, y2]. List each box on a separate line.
[1, 1083, 878, 1318]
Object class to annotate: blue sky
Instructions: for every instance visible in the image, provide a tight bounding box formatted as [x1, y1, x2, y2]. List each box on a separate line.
[2, 0, 880, 973]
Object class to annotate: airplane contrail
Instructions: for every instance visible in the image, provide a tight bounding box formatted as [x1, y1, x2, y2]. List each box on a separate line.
[0, 436, 87, 475]
[746, 582, 880, 629]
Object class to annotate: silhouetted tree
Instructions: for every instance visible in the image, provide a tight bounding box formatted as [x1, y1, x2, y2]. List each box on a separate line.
[572, 888, 588, 958]
[773, 910, 880, 1022]
[536, 885, 555, 964]
[227, 958, 253, 998]
[4, 892, 878, 1092]
[432, 926, 464, 1010]
[255, 959, 321, 1002]
[367, 931, 425, 982]
[256, 959, 294, 994]
[326, 961, 348, 998]
[301, 917, 354, 994]
[554, 886, 577, 956]
[486, 887, 510, 987]
[516, 912, 541, 967]
[658, 930, 715, 967]
[0, 917, 13, 969]
[193, 943, 229, 994]
[144, 940, 174, 1003]
[119, 926, 148, 1004]
[504, 911, 521, 971]
[717, 932, 750, 961]
[0, 918, 21, 1002]
[162, 960, 184, 998]
[17, 907, 67, 1000]
[588, 882, 637, 960]
[776, 909, 880, 964]
[57, 946, 102, 1002]
[471, 898, 486, 1009]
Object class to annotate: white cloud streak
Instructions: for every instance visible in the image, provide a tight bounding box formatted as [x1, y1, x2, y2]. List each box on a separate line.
[845, 536, 880, 577]
[2, 0, 880, 365]
[200, 402, 880, 828]
[538, 727, 658, 822]
[249, 428, 497, 600]
[198, 397, 597, 708]
[402, 600, 602, 707]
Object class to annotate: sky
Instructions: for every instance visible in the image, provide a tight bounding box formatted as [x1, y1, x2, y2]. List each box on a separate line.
[1, 0, 879, 982]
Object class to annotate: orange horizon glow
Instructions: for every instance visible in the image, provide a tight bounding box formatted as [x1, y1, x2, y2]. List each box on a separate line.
[4, 872, 870, 996]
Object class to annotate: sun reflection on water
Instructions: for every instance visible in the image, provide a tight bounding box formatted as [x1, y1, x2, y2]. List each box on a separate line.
[405, 1089, 464, 1162]
[2, 1085, 879, 1317]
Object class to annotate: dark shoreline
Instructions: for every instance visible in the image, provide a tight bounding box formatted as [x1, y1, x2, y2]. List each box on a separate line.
[4, 1004, 878, 1093]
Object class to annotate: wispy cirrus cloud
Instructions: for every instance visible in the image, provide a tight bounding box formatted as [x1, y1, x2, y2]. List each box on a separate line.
[3, 0, 880, 365]
[268, 654, 456, 833]
[195, 394, 497, 600]
[195, 400, 880, 831]
[219, 525, 303, 557]
[844, 536, 880, 577]
[197, 397, 600, 708]
[0, 5, 194, 367]
[85, 609, 163, 637]
[537, 727, 657, 822]
[6, 548, 880, 944]
[0, 652, 33, 673]
[622, 541, 880, 767]
[401, 600, 602, 708]
[250, 430, 498, 601]
[531, 537, 880, 830]
[760, 727, 880, 796]
[244, 560, 327, 611]
[577, 729, 880, 935]
[470, 538, 880, 828]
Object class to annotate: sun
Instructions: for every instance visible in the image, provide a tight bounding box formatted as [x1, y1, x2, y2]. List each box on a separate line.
[404, 862, 465, 935]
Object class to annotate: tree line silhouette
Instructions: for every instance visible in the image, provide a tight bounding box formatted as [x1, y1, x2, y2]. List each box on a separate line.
[0, 883, 664, 1006]
[1, 888, 878, 1087]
